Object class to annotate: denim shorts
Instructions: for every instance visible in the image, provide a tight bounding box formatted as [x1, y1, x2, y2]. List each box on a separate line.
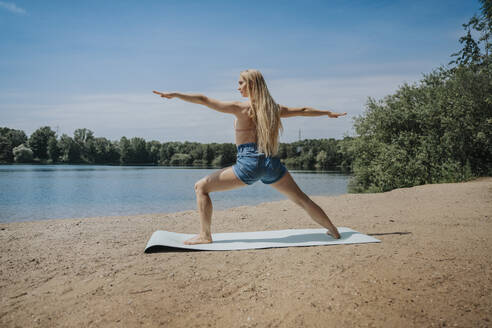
[232, 142, 287, 185]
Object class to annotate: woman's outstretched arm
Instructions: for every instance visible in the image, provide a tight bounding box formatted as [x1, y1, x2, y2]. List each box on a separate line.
[153, 90, 242, 115]
[153, 91, 204, 104]
[279, 104, 347, 118]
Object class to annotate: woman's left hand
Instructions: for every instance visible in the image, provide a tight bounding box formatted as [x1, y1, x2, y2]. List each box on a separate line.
[152, 90, 176, 99]
[327, 111, 347, 118]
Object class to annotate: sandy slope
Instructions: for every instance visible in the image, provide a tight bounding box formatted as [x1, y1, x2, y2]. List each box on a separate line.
[1, 177, 491, 327]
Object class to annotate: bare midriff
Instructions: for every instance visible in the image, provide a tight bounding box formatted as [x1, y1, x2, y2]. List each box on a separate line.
[234, 119, 256, 146]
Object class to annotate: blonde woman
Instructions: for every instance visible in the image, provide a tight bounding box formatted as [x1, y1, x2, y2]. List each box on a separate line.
[153, 69, 346, 245]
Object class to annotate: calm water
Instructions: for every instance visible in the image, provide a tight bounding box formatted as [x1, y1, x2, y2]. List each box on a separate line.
[0, 164, 351, 223]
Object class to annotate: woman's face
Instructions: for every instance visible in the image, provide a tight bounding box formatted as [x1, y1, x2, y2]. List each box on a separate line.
[238, 75, 249, 98]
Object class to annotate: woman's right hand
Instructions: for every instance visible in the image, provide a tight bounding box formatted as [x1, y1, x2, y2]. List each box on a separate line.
[327, 111, 347, 118]
[152, 90, 176, 99]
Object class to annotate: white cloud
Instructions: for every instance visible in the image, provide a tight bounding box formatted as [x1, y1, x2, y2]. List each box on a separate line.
[0, 1, 26, 15]
[0, 67, 425, 143]
[0, 91, 236, 142]
[268, 73, 423, 141]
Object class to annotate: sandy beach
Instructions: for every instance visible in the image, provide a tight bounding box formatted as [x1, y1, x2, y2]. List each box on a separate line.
[1, 177, 491, 327]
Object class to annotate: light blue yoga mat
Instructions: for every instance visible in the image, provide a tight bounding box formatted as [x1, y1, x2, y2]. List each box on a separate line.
[144, 227, 380, 252]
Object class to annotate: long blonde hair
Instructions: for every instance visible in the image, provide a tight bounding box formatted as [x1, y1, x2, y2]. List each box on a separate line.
[240, 69, 283, 157]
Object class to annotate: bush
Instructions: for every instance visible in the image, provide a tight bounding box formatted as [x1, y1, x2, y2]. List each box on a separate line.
[13, 144, 34, 163]
[170, 153, 192, 166]
[349, 64, 491, 193]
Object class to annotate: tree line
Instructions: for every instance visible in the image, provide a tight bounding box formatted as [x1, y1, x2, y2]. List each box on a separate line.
[0, 126, 353, 171]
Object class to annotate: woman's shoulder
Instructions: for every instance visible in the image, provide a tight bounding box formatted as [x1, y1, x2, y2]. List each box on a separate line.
[239, 100, 251, 108]
[236, 101, 252, 115]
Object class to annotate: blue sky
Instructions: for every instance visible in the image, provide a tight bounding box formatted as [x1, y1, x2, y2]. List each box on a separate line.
[0, 0, 482, 143]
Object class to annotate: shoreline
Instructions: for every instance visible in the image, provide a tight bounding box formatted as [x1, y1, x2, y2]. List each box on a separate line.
[1, 177, 491, 327]
[0, 163, 349, 172]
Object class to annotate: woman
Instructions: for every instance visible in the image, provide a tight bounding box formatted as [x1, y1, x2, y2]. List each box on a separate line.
[152, 69, 347, 245]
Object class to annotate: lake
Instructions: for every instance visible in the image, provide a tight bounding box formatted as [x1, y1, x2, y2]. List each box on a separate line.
[0, 165, 351, 223]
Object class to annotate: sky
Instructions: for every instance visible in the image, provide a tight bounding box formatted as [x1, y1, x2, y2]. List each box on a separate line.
[0, 0, 483, 143]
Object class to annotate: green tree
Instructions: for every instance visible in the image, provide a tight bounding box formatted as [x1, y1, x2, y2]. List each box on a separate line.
[130, 137, 149, 163]
[204, 144, 215, 165]
[13, 144, 33, 163]
[28, 126, 56, 161]
[349, 65, 491, 192]
[348, 2, 492, 193]
[92, 137, 120, 164]
[299, 149, 316, 170]
[59, 134, 82, 163]
[74, 128, 95, 163]
[214, 143, 236, 167]
[159, 142, 177, 164]
[47, 136, 60, 163]
[0, 136, 10, 163]
[119, 137, 132, 164]
[146, 140, 161, 164]
[170, 153, 192, 165]
[315, 150, 328, 169]
[190, 144, 204, 162]
[449, 0, 491, 68]
[0, 127, 27, 163]
[337, 136, 355, 172]
[211, 154, 223, 167]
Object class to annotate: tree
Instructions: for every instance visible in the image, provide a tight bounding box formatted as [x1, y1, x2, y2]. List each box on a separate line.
[59, 134, 81, 163]
[28, 126, 56, 161]
[449, 0, 491, 68]
[13, 144, 33, 163]
[3, 128, 27, 148]
[315, 150, 328, 169]
[204, 144, 215, 165]
[146, 140, 161, 164]
[349, 64, 491, 192]
[190, 144, 204, 163]
[219, 143, 237, 166]
[337, 136, 355, 172]
[0, 136, 11, 163]
[299, 149, 316, 170]
[92, 137, 120, 164]
[74, 128, 95, 163]
[0, 127, 27, 163]
[119, 137, 132, 164]
[130, 137, 149, 163]
[73, 128, 95, 145]
[47, 136, 60, 163]
[170, 153, 192, 165]
[346, 1, 492, 193]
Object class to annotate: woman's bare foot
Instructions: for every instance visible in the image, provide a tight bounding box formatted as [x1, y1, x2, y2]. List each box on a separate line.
[326, 229, 341, 239]
[183, 234, 213, 245]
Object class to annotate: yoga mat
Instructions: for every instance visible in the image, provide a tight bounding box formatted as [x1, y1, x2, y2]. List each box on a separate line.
[144, 227, 380, 252]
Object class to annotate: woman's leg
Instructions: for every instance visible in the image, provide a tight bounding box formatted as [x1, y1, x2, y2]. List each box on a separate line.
[269, 170, 341, 239]
[184, 166, 247, 245]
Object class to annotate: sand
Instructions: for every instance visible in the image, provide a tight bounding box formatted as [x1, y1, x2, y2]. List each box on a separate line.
[1, 177, 491, 328]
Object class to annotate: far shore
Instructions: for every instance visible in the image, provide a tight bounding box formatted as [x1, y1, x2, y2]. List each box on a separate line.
[1, 177, 491, 327]
[0, 162, 349, 175]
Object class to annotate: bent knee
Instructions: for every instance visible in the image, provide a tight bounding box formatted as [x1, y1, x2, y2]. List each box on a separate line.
[194, 179, 209, 194]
